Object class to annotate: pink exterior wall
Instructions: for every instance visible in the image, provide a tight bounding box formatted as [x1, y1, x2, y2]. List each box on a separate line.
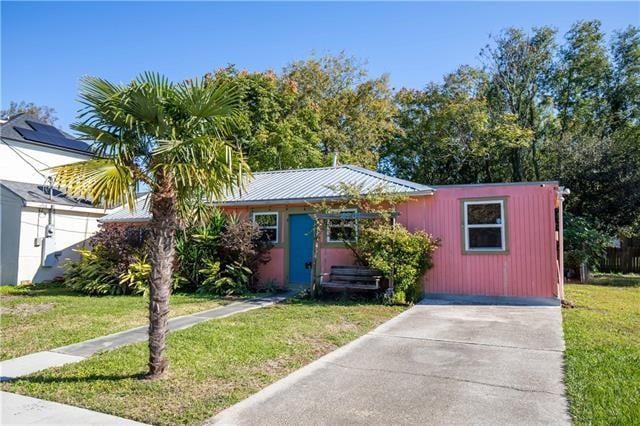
[259, 248, 286, 286]
[396, 184, 560, 298]
[224, 183, 560, 298]
[320, 248, 355, 275]
[220, 206, 287, 287]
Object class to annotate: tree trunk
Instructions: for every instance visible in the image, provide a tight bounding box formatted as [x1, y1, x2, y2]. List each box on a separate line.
[146, 171, 177, 379]
[531, 139, 541, 181]
[484, 158, 493, 182]
[511, 148, 523, 182]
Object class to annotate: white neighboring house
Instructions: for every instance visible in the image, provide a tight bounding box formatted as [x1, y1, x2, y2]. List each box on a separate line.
[0, 114, 110, 284]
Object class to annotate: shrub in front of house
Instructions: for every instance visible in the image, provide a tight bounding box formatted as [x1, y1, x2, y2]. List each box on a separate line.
[63, 211, 272, 296]
[353, 224, 439, 304]
[173, 210, 228, 292]
[174, 213, 272, 295]
[63, 226, 148, 295]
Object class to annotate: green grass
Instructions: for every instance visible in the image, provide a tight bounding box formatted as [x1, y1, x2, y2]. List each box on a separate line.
[587, 272, 640, 287]
[2, 298, 404, 425]
[563, 276, 640, 425]
[0, 283, 231, 361]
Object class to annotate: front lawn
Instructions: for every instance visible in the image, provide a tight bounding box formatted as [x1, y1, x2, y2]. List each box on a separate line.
[563, 276, 640, 424]
[0, 283, 230, 360]
[2, 298, 404, 425]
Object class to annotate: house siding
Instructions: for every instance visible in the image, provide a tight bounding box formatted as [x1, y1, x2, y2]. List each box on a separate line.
[13, 207, 103, 284]
[105, 181, 560, 299]
[0, 138, 91, 185]
[397, 184, 559, 298]
[226, 183, 560, 298]
[0, 186, 22, 284]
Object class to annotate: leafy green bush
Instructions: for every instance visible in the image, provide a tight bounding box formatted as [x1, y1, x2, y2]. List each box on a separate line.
[175, 212, 272, 295]
[564, 213, 611, 274]
[64, 210, 271, 297]
[64, 248, 150, 296]
[197, 260, 252, 296]
[174, 211, 227, 292]
[63, 247, 120, 295]
[119, 255, 151, 296]
[353, 224, 439, 304]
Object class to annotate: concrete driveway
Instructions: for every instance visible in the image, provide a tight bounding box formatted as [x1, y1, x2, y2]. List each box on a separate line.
[210, 297, 571, 425]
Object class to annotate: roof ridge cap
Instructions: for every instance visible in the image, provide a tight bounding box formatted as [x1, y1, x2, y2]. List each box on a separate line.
[252, 165, 346, 175]
[342, 165, 433, 190]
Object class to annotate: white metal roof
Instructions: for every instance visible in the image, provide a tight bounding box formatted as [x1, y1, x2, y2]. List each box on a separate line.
[99, 165, 434, 223]
[99, 194, 151, 223]
[225, 165, 434, 204]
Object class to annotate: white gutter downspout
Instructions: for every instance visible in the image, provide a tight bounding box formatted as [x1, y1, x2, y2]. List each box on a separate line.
[557, 186, 570, 300]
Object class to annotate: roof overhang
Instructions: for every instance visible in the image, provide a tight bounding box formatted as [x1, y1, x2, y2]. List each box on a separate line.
[98, 217, 151, 224]
[215, 189, 435, 208]
[1, 136, 95, 157]
[23, 201, 111, 215]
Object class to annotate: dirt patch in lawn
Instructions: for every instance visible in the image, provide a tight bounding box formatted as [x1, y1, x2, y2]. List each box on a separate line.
[0, 303, 55, 316]
[325, 321, 358, 334]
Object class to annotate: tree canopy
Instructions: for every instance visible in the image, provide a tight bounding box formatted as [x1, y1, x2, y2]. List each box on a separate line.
[1, 101, 58, 124]
[379, 21, 639, 236]
[208, 53, 398, 171]
[11, 20, 637, 237]
[210, 23, 637, 235]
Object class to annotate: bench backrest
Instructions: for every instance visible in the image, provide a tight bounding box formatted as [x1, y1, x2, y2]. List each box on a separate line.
[329, 265, 381, 285]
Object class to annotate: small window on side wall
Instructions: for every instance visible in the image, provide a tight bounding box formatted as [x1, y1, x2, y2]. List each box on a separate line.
[463, 199, 506, 252]
[327, 210, 357, 243]
[253, 212, 278, 243]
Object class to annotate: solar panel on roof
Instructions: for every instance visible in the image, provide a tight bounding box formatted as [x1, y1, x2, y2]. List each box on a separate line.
[25, 120, 65, 136]
[13, 125, 92, 153]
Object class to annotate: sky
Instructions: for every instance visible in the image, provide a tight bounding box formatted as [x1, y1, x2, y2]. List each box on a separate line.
[2, 1, 639, 132]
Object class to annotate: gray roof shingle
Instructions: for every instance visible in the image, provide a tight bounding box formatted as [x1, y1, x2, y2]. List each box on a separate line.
[0, 179, 97, 208]
[99, 165, 434, 223]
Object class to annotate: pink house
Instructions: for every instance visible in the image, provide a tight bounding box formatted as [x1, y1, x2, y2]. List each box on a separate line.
[101, 165, 565, 300]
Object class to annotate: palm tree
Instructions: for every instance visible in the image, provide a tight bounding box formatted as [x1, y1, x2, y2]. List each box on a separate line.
[53, 73, 250, 379]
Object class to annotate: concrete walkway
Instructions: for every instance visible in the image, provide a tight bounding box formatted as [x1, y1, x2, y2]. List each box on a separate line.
[1, 292, 294, 381]
[210, 297, 571, 425]
[1, 391, 146, 425]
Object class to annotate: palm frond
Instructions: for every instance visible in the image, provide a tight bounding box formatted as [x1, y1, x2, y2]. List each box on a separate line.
[136, 72, 171, 94]
[70, 123, 139, 160]
[50, 159, 137, 209]
[77, 76, 122, 110]
[173, 78, 241, 138]
[76, 76, 125, 126]
[151, 135, 250, 221]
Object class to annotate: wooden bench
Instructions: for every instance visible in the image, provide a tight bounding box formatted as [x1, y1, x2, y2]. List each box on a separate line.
[319, 265, 382, 290]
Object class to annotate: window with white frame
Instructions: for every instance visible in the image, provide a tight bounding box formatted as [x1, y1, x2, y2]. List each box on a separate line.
[327, 209, 357, 243]
[463, 199, 506, 252]
[253, 212, 278, 243]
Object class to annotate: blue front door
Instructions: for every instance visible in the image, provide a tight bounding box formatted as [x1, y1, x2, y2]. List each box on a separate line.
[289, 214, 314, 285]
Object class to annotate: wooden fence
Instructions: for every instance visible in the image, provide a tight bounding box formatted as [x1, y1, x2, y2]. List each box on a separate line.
[600, 247, 640, 274]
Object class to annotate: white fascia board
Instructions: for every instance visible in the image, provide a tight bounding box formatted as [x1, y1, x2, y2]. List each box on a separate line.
[23, 201, 111, 215]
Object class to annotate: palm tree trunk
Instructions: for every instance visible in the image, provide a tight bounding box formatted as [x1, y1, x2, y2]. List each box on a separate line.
[146, 172, 177, 379]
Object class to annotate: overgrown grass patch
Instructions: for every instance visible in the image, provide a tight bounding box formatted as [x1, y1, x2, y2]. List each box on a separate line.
[0, 283, 230, 360]
[588, 272, 640, 287]
[2, 298, 404, 425]
[562, 279, 640, 424]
